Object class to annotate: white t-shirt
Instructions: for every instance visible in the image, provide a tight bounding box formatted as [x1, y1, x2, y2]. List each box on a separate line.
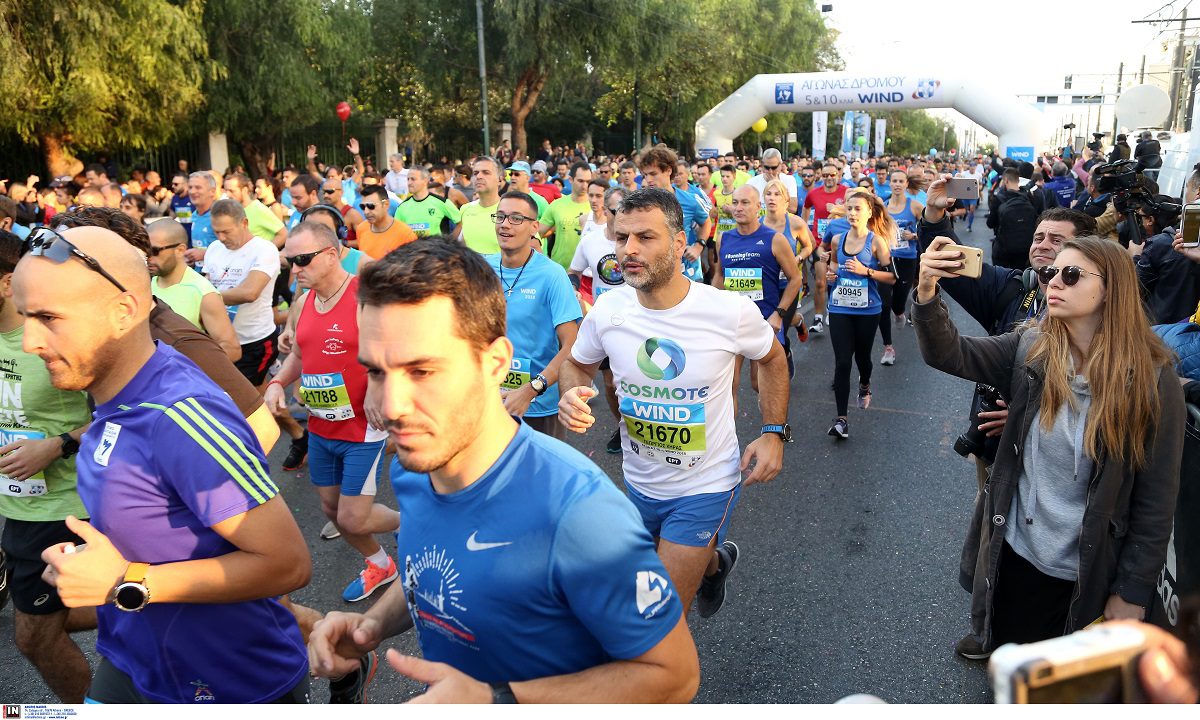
[570, 224, 625, 300]
[572, 282, 776, 500]
[203, 236, 281, 345]
[747, 173, 798, 206]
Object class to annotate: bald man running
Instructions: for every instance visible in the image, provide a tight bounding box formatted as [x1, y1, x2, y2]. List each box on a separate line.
[26, 226, 313, 704]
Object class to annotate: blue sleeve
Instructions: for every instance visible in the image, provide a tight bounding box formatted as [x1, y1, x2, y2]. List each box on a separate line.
[550, 480, 682, 660]
[151, 394, 278, 527]
[546, 264, 583, 328]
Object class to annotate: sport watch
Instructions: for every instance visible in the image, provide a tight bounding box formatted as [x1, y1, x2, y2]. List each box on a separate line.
[114, 562, 151, 612]
[529, 374, 549, 396]
[761, 424, 793, 442]
[58, 432, 79, 458]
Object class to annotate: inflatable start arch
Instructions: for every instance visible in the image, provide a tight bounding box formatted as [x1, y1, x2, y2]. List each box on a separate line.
[694, 71, 1042, 161]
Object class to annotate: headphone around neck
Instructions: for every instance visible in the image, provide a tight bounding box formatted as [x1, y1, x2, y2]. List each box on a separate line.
[299, 203, 348, 241]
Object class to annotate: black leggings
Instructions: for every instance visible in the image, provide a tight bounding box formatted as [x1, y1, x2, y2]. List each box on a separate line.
[830, 312, 878, 417]
[891, 257, 918, 318]
[876, 283, 893, 346]
[991, 541, 1074, 646]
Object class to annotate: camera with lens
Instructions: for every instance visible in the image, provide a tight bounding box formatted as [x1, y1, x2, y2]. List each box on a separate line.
[1091, 160, 1181, 245]
[955, 383, 1005, 460]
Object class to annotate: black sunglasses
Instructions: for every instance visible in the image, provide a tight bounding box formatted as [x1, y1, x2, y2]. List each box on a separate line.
[763, 164, 781, 170]
[1036, 265, 1104, 287]
[148, 242, 183, 257]
[360, 202, 378, 211]
[321, 188, 336, 195]
[286, 247, 332, 267]
[21, 227, 128, 293]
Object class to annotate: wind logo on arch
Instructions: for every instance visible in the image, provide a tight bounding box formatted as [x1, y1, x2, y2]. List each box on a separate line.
[636, 337, 686, 381]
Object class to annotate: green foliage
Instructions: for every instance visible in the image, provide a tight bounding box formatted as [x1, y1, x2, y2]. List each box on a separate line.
[878, 110, 958, 157]
[0, 0, 206, 158]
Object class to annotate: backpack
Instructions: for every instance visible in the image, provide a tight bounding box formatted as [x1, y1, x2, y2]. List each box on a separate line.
[995, 188, 1038, 259]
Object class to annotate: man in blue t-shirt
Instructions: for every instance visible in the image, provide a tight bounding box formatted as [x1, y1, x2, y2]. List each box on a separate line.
[307, 239, 699, 703]
[28, 227, 312, 704]
[167, 172, 196, 240]
[486, 191, 581, 439]
[637, 146, 710, 282]
[184, 171, 216, 268]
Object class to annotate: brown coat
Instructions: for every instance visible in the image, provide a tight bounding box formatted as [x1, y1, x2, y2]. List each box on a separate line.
[913, 292, 1184, 649]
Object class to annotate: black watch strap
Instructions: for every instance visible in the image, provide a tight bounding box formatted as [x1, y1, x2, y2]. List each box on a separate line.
[490, 682, 517, 704]
[58, 432, 79, 458]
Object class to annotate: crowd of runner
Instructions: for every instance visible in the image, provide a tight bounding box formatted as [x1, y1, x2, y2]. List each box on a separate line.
[0, 136, 1199, 704]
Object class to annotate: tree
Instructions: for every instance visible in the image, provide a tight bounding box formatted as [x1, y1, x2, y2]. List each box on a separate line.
[0, 0, 207, 176]
[879, 110, 958, 157]
[201, 0, 369, 178]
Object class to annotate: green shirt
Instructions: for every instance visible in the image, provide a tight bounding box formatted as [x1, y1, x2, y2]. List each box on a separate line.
[152, 267, 220, 331]
[460, 199, 500, 255]
[245, 200, 284, 245]
[0, 326, 90, 522]
[395, 193, 462, 237]
[541, 195, 590, 270]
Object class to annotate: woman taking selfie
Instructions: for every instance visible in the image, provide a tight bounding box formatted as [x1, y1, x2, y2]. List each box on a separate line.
[913, 235, 1184, 659]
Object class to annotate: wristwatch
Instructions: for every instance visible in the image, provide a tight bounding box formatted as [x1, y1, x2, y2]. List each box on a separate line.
[774, 306, 787, 317]
[529, 374, 549, 396]
[58, 433, 79, 458]
[761, 423, 793, 442]
[490, 682, 517, 704]
[113, 562, 151, 612]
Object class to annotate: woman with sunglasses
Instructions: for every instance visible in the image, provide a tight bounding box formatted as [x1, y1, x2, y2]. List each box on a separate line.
[914, 235, 1183, 659]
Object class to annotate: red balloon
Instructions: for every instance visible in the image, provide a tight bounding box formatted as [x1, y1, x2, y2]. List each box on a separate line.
[336, 102, 352, 123]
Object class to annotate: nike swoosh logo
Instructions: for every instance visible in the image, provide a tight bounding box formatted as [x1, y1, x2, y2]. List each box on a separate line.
[466, 531, 512, 551]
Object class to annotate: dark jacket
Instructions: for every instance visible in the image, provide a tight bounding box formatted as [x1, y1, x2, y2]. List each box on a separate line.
[913, 293, 1185, 649]
[1136, 230, 1200, 324]
[1108, 142, 1131, 163]
[1135, 139, 1163, 170]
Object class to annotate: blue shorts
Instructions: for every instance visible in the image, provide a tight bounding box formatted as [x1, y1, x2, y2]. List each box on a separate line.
[961, 199, 978, 208]
[625, 483, 741, 547]
[308, 433, 386, 497]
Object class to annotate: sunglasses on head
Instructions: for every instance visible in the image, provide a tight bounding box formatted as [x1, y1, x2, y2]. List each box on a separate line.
[148, 242, 183, 257]
[286, 247, 332, 267]
[1036, 265, 1104, 287]
[21, 227, 128, 293]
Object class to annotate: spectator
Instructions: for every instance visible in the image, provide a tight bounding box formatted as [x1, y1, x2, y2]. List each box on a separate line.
[1108, 134, 1132, 162]
[987, 168, 1041, 269]
[1044, 162, 1077, 208]
[915, 234, 1183, 657]
[83, 163, 110, 188]
[1135, 130, 1163, 180]
[1129, 197, 1197, 324]
[1072, 174, 1110, 219]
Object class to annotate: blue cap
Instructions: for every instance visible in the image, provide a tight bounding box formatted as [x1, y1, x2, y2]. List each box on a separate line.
[508, 161, 531, 174]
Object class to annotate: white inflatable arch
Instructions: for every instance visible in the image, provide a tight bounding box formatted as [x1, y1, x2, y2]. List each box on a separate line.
[695, 71, 1042, 161]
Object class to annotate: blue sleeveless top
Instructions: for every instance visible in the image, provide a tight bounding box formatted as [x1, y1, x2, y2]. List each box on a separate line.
[888, 198, 919, 259]
[720, 223, 782, 319]
[829, 231, 883, 316]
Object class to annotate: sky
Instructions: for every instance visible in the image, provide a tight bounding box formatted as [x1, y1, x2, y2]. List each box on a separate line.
[819, 0, 1194, 145]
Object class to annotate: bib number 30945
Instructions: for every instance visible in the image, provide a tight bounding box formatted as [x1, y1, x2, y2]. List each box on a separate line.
[830, 277, 869, 309]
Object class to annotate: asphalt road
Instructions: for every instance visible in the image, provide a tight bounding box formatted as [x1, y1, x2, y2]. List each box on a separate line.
[0, 212, 999, 704]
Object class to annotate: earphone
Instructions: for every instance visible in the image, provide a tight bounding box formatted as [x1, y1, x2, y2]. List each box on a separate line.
[299, 203, 348, 241]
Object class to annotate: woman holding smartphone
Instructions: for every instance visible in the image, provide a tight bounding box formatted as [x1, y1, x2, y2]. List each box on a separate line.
[826, 188, 897, 439]
[913, 234, 1183, 659]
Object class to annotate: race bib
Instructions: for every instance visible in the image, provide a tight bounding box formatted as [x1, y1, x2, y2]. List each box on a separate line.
[502, 357, 532, 391]
[830, 276, 869, 309]
[893, 227, 909, 251]
[175, 208, 193, 224]
[0, 429, 48, 497]
[717, 217, 736, 233]
[724, 267, 764, 301]
[817, 218, 831, 236]
[620, 397, 707, 469]
[407, 222, 430, 235]
[299, 373, 355, 421]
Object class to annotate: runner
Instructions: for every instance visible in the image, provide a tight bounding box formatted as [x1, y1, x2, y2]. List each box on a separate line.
[825, 189, 897, 440]
[25, 226, 311, 704]
[760, 179, 815, 345]
[183, 171, 217, 268]
[355, 184, 416, 260]
[287, 175, 322, 231]
[452, 156, 503, 255]
[223, 173, 288, 249]
[167, 172, 195, 240]
[559, 187, 790, 619]
[395, 166, 461, 238]
[538, 162, 592, 271]
[265, 221, 400, 607]
[801, 162, 849, 334]
[711, 165, 738, 249]
[148, 219, 240, 360]
[884, 170, 924, 352]
[306, 239, 699, 703]
[747, 149, 798, 214]
[320, 179, 365, 249]
[568, 186, 626, 454]
[636, 146, 710, 282]
[0, 229, 93, 703]
[712, 184, 803, 387]
[506, 161, 550, 220]
[618, 160, 640, 194]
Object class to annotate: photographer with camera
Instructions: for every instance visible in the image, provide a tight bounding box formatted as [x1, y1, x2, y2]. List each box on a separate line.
[914, 232, 1184, 662]
[1135, 131, 1164, 181]
[1127, 197, 1200, 325]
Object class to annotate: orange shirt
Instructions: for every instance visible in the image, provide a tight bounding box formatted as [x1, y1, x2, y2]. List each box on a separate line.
[355, 220, 417, 260]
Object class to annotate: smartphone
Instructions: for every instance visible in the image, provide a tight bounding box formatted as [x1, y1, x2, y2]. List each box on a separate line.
[946, 177, 979, 200]
[1181, 202, 1200, 249]
[990, 624, 1148, 703]
[944, 243, 983, 278]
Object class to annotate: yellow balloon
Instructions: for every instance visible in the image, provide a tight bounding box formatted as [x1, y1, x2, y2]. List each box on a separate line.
[751, 118, 768, 133]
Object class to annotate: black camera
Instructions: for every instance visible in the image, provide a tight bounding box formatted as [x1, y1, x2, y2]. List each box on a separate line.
[955, 384, 1004, 460]
[1091, 160, 1182, 245]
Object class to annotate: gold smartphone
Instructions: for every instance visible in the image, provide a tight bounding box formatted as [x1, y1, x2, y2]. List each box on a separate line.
[990, 624, 1148, 703]
[944, 243, 983, 279]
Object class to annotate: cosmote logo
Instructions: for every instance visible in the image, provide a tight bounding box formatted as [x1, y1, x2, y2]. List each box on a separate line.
[636, 337, 686, 381]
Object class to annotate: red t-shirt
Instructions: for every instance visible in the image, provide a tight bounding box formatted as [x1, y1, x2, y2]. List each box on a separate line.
[802, 184, 849, 240]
